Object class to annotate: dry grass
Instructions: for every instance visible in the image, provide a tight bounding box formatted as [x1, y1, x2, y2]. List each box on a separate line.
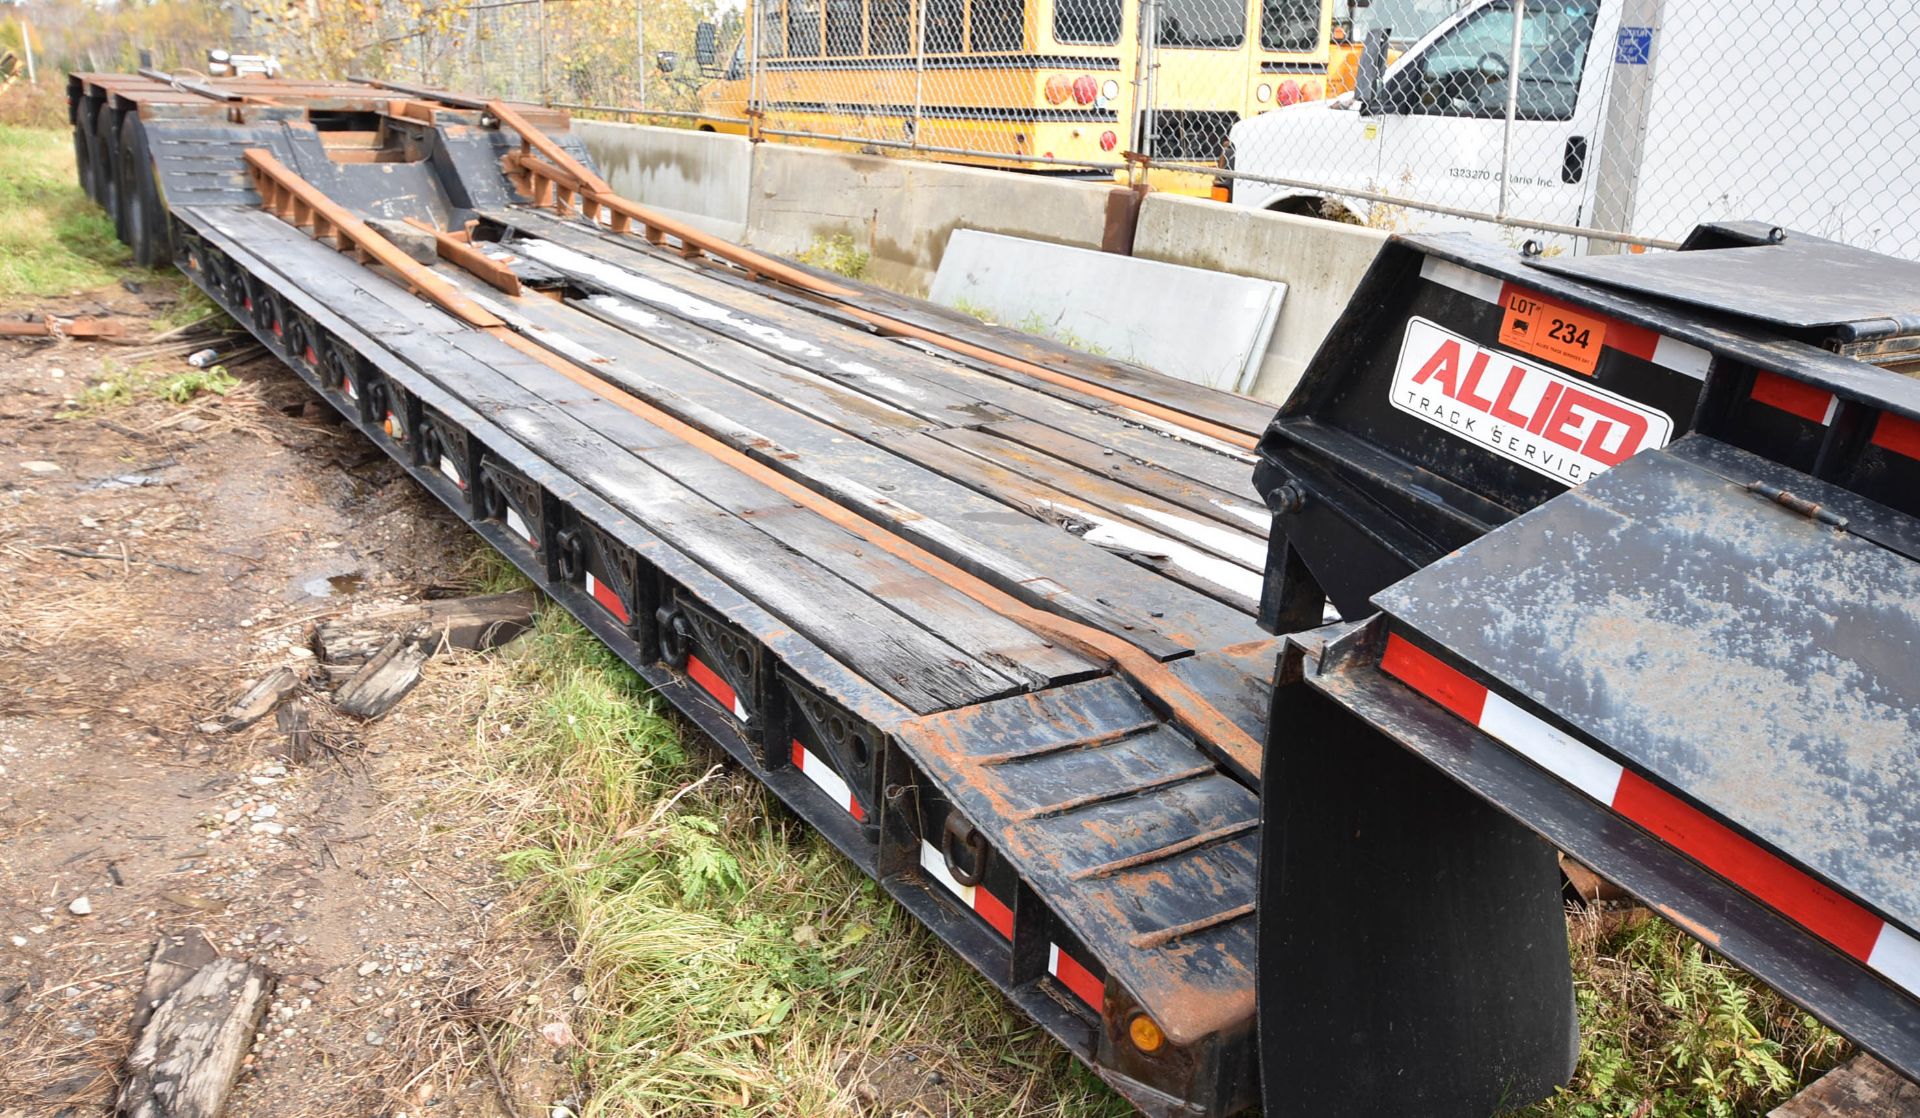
[433, 576, 1131, 1118]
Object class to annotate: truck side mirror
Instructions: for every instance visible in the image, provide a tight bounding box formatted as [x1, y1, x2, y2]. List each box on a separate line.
[1354, 26, 1390, 115]
[695, 22, 718, 69]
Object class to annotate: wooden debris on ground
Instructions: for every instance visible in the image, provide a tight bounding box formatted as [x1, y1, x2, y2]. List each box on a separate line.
[273, 697, 314, 764]
[116, 955, 274, 1118]
[1770, 1054, 1920, 1117]
[0, 314, 126, 339]
[204, 667, 302, 733]
[130, 929, 220, 1035]
[333, 624, 435, 719]
[312, 590, 538, 672]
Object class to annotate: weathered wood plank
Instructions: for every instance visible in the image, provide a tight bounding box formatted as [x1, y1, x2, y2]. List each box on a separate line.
[490, 212, 1264, 500]
[933, 426, 1267, 571]
[491, 206, 1277, 436]
[209, 667, 300, 732]
[981, 418, 1270, 534]
[1770, 1055, 1920, 1117]
[333, 626, 432, 718]
[117, 957, 273, 1118]
[129, 930, 220, 1036]
[312, 590, 538, 665]
[886, 432, 1263, 614]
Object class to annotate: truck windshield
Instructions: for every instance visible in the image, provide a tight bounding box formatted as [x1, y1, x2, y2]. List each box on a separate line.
[1383, 0, 1597, 120]
[1157, 0, 1248, 48]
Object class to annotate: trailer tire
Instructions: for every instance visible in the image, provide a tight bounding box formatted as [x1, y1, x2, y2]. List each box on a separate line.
[118, 117, 172, 269]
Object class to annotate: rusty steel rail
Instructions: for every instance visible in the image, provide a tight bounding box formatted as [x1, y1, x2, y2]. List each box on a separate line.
[247, 144, 1263, 779]
[483, 100, 1263, 452]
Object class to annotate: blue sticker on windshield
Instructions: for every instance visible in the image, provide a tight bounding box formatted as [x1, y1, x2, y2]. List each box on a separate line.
[1615, 26, 1654, 64]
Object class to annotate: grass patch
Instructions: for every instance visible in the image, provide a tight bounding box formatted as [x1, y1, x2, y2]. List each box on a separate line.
[1523, 909, 1846, 1118]
[795, 233, 870, 280]
[463, 603, 1131, 1117]
[0, 125, 133, 300]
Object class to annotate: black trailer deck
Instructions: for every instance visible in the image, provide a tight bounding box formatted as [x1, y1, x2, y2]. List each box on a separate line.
[78, 75, 1288, 1115]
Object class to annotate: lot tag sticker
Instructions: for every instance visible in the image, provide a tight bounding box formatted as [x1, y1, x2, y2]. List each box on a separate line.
[1391, 317, 1674, 486]
[1498, 287, 1607, 374]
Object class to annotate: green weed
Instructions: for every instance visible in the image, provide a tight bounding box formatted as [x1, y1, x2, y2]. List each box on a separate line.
[65, 361, 237, 415]
[949, 297, 997, 323]
[462, 605, 1130, 1117]
[156, 366, 238, 403]
[795, 233, 869, 280]
[1522, 909, 1847, 1118]
[1014, 311, 1109, 357]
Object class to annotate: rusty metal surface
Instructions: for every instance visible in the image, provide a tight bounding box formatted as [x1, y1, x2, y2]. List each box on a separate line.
[894, 675, 1263, 1046]
[1374, 436, 1920, 935]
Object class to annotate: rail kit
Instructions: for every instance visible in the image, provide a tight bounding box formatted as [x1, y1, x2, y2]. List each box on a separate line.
[72, 66, 1920, 1118]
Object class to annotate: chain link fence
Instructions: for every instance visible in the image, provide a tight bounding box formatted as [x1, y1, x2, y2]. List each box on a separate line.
[318, 0, 1920, 259]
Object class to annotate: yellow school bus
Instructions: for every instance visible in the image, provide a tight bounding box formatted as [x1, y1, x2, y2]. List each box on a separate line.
[690, 0, 1360, 176]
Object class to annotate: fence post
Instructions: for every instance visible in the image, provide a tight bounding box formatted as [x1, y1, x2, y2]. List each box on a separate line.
[1130, 0, 1157, 169]
[637, 0, 646, 109]
[1497, 0, 1526, 219]
[538, 0, 549, 103]
[911, 0, 926, 149]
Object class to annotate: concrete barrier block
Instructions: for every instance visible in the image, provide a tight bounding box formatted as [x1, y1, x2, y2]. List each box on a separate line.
[743, 145, 1113, 296]
[577, 121, 752, 242]
[1134, 194, 1387, 402]
[931, 230, 1286, 393]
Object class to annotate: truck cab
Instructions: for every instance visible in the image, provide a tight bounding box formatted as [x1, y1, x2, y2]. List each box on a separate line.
[1228, 0, 1614, 237]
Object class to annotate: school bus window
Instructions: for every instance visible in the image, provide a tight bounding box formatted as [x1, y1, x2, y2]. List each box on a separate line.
[971, 0, 1025, 50]
[826, 0, 863, 54]
[789, 0, 823, 56]
[1261, 0, 1319, 51]
[761, 0, 786, 57]
[926, 0, 965, 51]
[1055, 0, 1121, 44]
[1157, 0, 1246, 47]
[871, 0, 913, 54]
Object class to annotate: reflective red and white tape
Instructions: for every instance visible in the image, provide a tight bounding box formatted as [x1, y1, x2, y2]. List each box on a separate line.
[1750, 370, 1920, 462]
[1047, 942, 1104, 1010]
[504, 507, 537, 548]
[687, 654, 748, 721]
[790, 741, 865, 822]
[584, 571, 630, 624]
[1381, 632, 1920, 998]
[1420, 257, 1712, 377]
[439, 454, 464, 489]
[919, 839, 1014, 940]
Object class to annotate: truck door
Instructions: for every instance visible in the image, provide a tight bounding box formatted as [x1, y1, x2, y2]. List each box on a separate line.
[1369, 0, 1610, 235]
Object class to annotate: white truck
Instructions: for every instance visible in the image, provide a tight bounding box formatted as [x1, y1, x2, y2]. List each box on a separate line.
[1224, 0, 1920, 256]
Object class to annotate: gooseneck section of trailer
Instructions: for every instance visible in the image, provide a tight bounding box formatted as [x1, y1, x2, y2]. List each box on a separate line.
[1253, 224, 1920, 1114]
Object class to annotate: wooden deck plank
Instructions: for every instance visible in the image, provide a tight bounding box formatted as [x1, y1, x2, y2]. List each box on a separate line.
[202, 207, 1026, 712]
[485, 211, 1267, 500]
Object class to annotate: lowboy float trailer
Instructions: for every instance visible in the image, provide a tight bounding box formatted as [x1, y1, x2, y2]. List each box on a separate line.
[75, 67, 1920, 1118]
